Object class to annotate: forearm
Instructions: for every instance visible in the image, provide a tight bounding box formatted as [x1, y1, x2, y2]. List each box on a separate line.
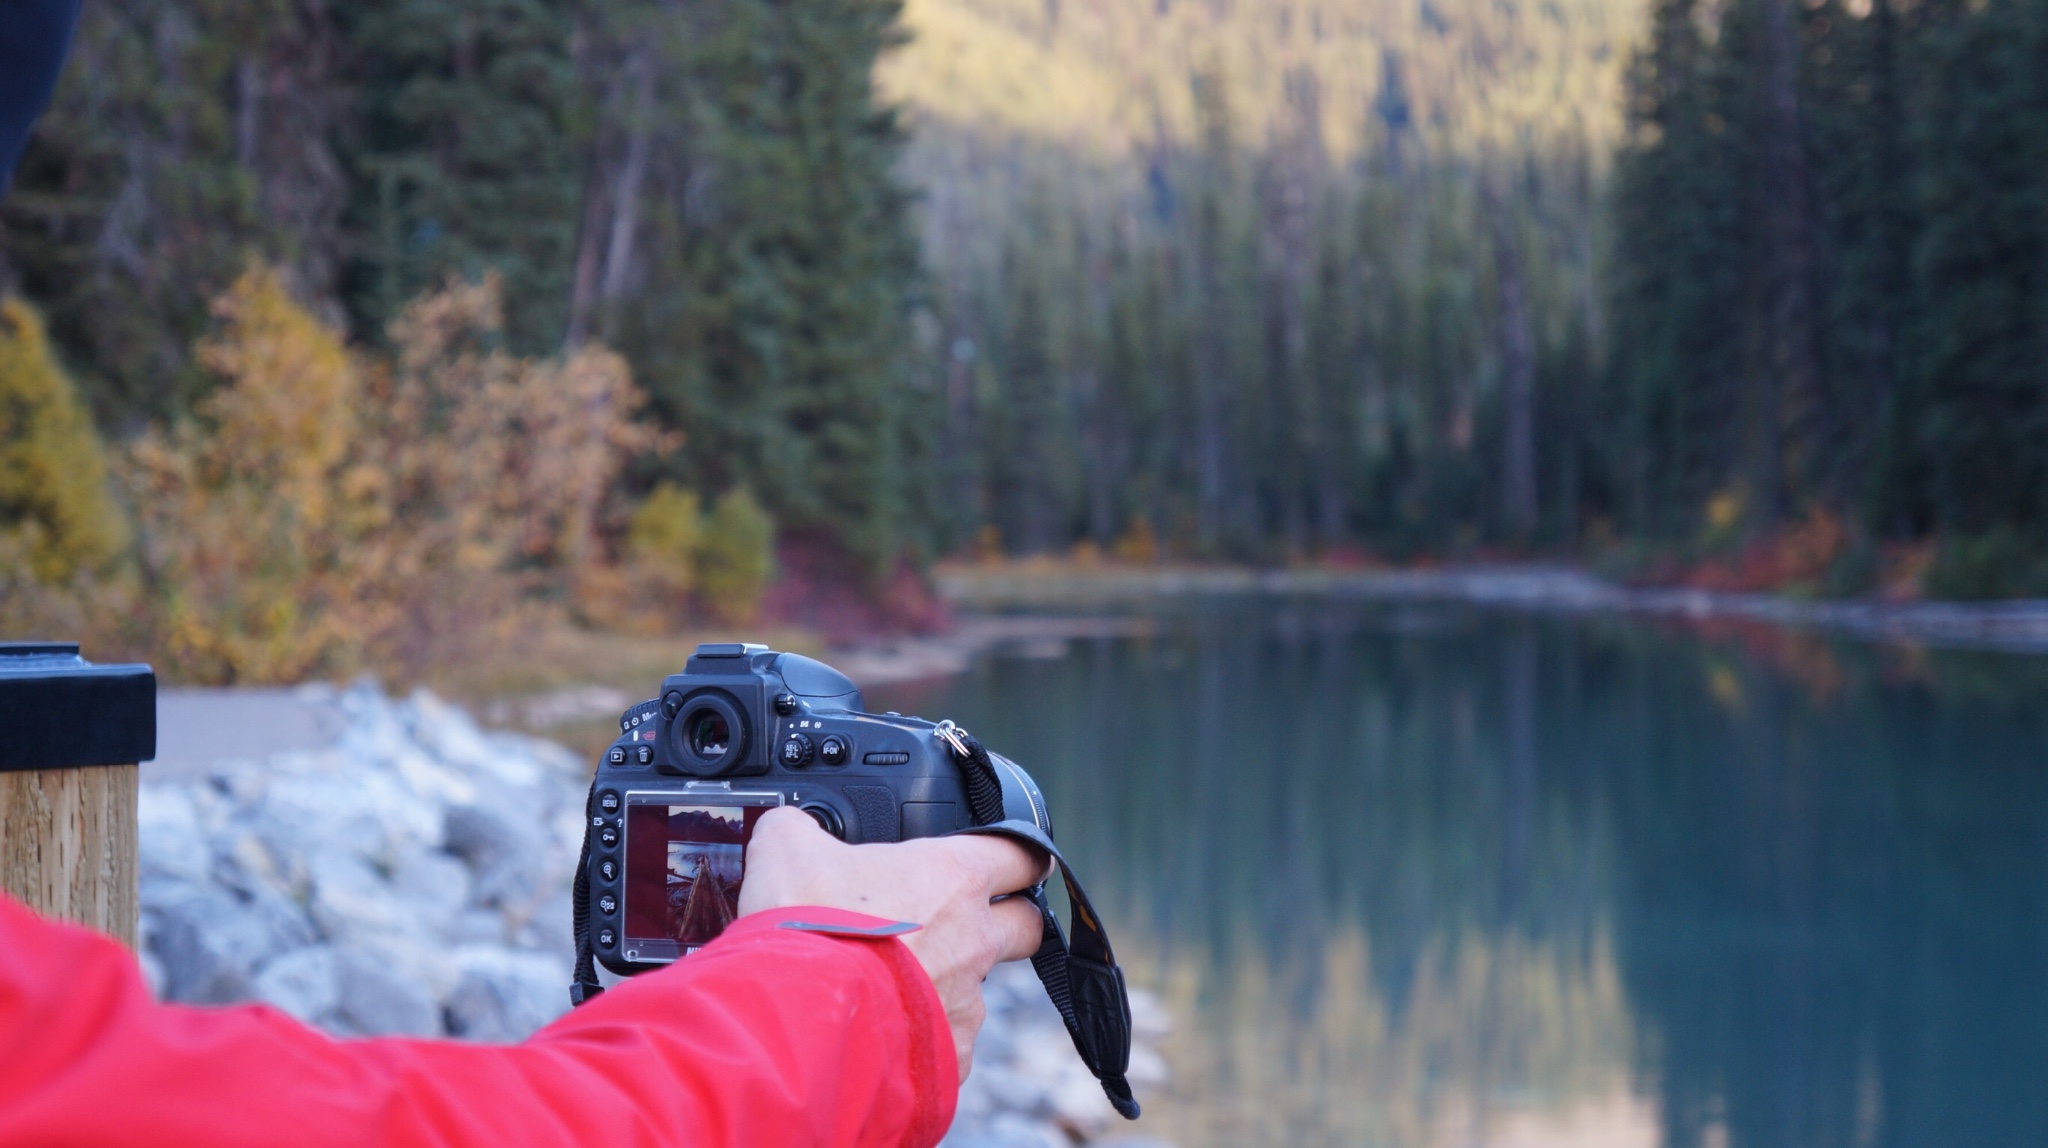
[0, 898, 955, 1148]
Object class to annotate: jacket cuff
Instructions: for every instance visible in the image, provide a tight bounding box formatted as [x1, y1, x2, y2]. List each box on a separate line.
[715, 907, 958, 1140]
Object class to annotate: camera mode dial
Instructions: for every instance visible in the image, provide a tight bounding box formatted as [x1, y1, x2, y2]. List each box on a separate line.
[619, 698, 664, 734]
[779, 732, 815, 768]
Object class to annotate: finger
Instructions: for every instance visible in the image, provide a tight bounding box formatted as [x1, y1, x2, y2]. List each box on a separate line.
[954, 834, 1053, 896]
[991, 894, 1047, 963]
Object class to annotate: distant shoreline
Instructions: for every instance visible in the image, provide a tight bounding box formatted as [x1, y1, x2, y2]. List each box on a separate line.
[380, 565, 2048, 742]
[932, 563, 2048, 656]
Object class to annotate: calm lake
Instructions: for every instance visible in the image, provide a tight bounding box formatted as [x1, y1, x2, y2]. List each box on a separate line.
[868, 596, 2048, 1148]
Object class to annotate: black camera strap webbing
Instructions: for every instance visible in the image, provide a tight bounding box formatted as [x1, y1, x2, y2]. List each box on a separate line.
[940, 728, 1142, 1121]
[570, 776, 605, 1006]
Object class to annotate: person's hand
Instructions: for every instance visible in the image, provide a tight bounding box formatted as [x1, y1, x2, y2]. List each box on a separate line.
[737, 807, 1049, 1080]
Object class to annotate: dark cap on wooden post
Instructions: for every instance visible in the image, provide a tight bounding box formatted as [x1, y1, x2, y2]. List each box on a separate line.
[0, 642, 155, 947]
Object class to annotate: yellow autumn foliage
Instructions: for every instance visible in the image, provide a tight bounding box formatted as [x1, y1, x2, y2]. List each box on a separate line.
[124, 267, 370, 682]
[695, 488, 775, 625]
[614, 482, 777, 627]
[124, 266, 664, 684]
[628, 483, 704, 598]
[0, 298, 126, 584]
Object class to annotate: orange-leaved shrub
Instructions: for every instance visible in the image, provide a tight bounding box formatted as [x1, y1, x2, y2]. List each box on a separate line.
[124, 267, 661, 683]
[124, 267, 367, 682]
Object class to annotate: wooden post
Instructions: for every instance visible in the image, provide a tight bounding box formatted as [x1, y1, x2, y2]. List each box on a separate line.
[0, 643, 154, 947]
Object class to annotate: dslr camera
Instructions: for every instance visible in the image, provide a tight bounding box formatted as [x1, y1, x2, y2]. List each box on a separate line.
[579, 642, 1045, 969]
[567, 642, 1143, 1118]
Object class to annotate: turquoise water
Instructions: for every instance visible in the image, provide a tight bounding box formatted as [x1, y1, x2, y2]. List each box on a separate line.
[868, 598, 2048, 1148]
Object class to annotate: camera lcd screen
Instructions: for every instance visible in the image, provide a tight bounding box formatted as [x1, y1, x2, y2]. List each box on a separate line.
[621, 793, 779, 960]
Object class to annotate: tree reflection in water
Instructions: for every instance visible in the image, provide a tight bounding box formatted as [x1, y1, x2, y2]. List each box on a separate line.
[872, 599, 2048, 1148]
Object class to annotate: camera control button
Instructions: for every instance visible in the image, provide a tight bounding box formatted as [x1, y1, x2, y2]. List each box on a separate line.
[607, 746, 626, 765]
[774, 692, 799, 716]
[598, 859, 618, 882]
[863, 752, 910, 766]
[635, 744, 654, 765]
[598, 894, 618, 915]
[800, 802, 846, 839]
[599, 825, 619, 848]
[598, 791, 622, 815]
[818, 735, 850, 766]
[780, 732, 815, 768]
[596, 927, 616, 950]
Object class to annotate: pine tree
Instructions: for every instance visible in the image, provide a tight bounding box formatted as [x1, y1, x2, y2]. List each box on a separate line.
[1904, 0, 2048, 534]
[619, 0, 923, 572]
[0, 1, 290, 426]
[338, 0, 587, 353]
[1607, 0, 1754, 535]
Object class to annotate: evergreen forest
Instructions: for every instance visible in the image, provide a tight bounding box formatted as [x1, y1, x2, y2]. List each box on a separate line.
[5, 0, 2048, 620]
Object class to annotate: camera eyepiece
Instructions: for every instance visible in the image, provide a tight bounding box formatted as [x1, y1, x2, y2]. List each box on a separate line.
[667, 691, 749, 775]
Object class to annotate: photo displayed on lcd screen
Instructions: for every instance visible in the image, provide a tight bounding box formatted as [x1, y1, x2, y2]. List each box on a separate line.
[624, 802, 771, 949]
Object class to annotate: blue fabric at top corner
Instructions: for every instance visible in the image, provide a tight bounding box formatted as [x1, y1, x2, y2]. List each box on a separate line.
[0, 0, 84, 195]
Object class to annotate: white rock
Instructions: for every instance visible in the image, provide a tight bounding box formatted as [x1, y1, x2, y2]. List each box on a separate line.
[514, 890, 577, 964]
[944, 961, 1175, 1146]
[137, 785, 210, 883]
[144, 881, 313, 1004]
[451, 908, 511, 945]
[1124, 1043, 1168, 1092]
[305, 852, 409, 941]
[252, 767, 440, 869]
[1045, 1062, 1118, 1133]
[443, 946, 569, 1042]
[941, 1112, 1070, 1148]
[253, 945, 341, 1022]
[408, 689, 516, 780]
[388, 849, 474, 942]
[217, 830, 298, 900]
[137, 946, 167, 1000]
[1128, 987, 1171, 1041]
[443, 802, 551, 911]
[332, 946, 442, 1037]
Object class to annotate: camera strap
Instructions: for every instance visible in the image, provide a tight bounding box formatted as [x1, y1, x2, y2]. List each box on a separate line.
[938, 726, 1142, 1121]
[570, 775, 606, 1006]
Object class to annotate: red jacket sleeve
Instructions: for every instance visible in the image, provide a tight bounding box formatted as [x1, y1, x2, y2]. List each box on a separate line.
[0, 894, 957, 1147]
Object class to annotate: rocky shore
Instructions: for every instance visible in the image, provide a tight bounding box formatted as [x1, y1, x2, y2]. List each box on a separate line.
[936, 563, 2048, 655]
[141, 682, 1171, 1144]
